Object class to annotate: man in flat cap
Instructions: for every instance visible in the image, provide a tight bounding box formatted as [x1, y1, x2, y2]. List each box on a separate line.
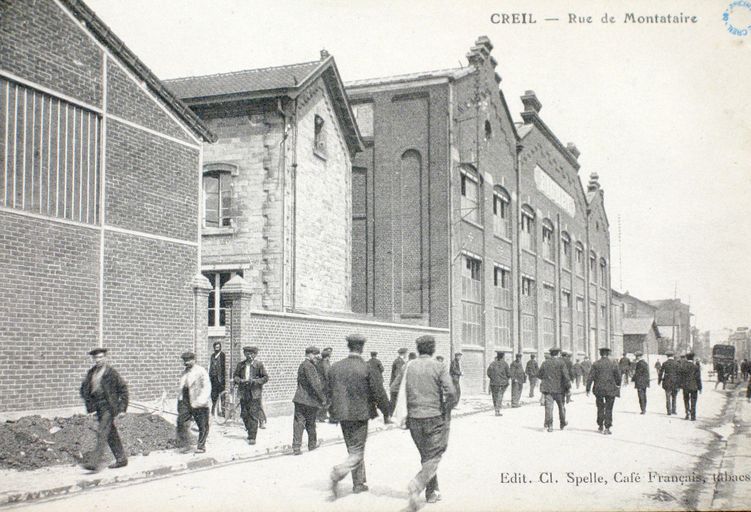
[176, 352, 211, 453]
[562, 351, 575, 403]
[679, 352, 702, 421]
[631, 351, 650, 414]
[658, 350, 680, 415]
[391, 334, 455, 510]
[368, 351, 384, 376]
[327, 334, 389, 498]
[510, 353, 527, 408]
[389, 347, 409, 418]
[487, 351, 510, 416]
[79, 348, 129, 471]
[316, 347, 333, 423]
[526, 354, 539, 398]
[233, 346, 269, 444]
[538, 347, 570, 431]
[619, 352, 632, 387]
[449, 352, 463, 407]
[292, 346, 326, 455]
[586, 347, 621, 434]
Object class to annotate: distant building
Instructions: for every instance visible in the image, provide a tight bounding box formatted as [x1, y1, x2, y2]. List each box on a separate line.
[345, 37, 613, 394]
[0, 0, 214, 411]
[729, 328, 749, 360]
[648, 299, 691, 354]
[622, 318, 660, 359]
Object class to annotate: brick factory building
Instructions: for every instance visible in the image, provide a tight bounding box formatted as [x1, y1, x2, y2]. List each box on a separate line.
[0, 0, 215, 411]
[346, 37, 613, 394]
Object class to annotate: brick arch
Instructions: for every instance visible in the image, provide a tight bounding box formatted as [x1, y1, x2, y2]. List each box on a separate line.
[399, 149, 423, 316]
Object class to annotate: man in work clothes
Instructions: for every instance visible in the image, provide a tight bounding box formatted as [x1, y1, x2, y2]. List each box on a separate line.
[538, 347, 570, 431]
[327, 334, 390, 498]
[449, 352, 463, 406]
[573, 359, 584, 389]
[233, 346, 269, 445]
[176, 352, 211, 453]
[658, 350, 680, 415]
[487, 351, 510, 416]
[292, 346, 326, 455]
[510, 353, 526, 407]
[369, 351, 384, 375]
[562, 351, 575, 403]
[208, 341, 226, 416]
[586, 347, 621, 434]
[317, 347, 334, 422]
[539, 352, 551, 406]
[581, 356, 593, 383]
[680, 352, 702, 421]
[79, 348, 129, 471]
[526, 354, 539, 398]
[631, 351, 650, 414]
[391, 335, 455, 510]
[619, 353, 631, 386]
[390, 347, 409, 416]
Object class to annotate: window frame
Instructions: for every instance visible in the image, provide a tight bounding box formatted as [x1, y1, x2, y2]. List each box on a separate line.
[492, 187, 511, 240]
[520, 205, 536, 253]
[460, 166, 481, 225]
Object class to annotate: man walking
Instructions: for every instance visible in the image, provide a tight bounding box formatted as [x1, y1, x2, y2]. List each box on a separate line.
[581, 356, 593, 383]
[510, 353, 526, 407]
[368, 351, 384, 375]
[208, 342, 226, 416]
[586, 347, 621, 434]
[573, 359, 583, 389]
[79, 348, 129, 471]
[317, 347, 334, 423]
[680, 352, 702, 421]
[390, 347, 408, 415]
[619, 352, 631, 386]
[391, 335, 455, 510]
[327, 334, 390, 498]
[487, 351, 510, 416]
[233, 346, 269, 445]
[292, 346, 326, 455]
[658, 350, 680, 415]
[562, 351, 574, 403]
[526, 354, 539, 398]
[449, 352, 463, 406]
[176, 352, 211, 453]
[538, 347, 570, 432]
[632, 351, 650, 414]
[539, 352, 551, 406]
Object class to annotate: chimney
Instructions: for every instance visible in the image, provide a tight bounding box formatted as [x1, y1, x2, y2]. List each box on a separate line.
[521, 90, 542, 114]
[467, 35, 493, 67]
[587, 172, 600, 193]
[566, 142, 580, 160]
[320, 49, 330, 60]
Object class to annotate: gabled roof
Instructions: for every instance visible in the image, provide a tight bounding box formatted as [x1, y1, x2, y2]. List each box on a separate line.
[623, 317, 660, 337]
[165, 57, 362, 154]
[61, 0, 215, 143]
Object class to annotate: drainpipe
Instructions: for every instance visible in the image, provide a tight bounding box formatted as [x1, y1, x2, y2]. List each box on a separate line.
[278, 98, 288, 310]
[447, 79, 455, 356]
[515, 142, 523, 356]
[290, 97, 299, 311]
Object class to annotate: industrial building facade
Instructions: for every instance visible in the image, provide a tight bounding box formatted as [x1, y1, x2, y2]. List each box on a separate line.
[0, 0, 214, 411]
[346, 37, 613, 394]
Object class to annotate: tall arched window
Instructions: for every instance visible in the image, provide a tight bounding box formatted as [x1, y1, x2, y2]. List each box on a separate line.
[542, 219, 554, 260]
[600, 258, 608, 287]
[400, 150, 423, 315]
[203, 164, 236, 227]
[460, 165, 481, 224]
[493, 186, 511, 239]
[520, 205, 536, 252]
[574, 241, 584, 275]
[589, 251, 598, 283]
[561, 232, 572, 269]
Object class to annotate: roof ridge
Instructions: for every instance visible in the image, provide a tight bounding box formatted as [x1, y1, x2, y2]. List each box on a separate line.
[165, 60, 322, 83]
[345, 66, 468, 85]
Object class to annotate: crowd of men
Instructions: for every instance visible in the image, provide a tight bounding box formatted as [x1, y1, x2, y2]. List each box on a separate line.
[78, 340, 742, 509]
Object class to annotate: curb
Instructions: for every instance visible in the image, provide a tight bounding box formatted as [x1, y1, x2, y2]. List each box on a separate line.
[0, 391, 585, 507]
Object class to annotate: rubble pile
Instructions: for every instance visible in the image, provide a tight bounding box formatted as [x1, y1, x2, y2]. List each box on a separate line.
[0, 413, 177, 471]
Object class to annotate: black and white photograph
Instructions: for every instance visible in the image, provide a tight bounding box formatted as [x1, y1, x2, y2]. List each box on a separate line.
[0, 0, 750, 510]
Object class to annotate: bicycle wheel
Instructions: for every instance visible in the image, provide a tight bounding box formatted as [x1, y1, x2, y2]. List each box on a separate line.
[214, 390, 231, 425]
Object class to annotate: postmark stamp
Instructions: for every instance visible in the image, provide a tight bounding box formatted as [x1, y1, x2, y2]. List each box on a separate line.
[723, 0, 751, 36]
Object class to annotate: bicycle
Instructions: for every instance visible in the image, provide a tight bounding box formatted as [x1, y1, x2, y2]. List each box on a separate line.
[213, 386, 242, 425]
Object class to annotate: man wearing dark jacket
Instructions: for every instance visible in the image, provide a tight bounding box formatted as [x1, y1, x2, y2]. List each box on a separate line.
[562, 351, 575, 403]
[292, 346, 326, 455]
[487, 351, 510, 416]
[658, 351, 680, 415]
[680, 352, 702, 421]
[368, 351, 384, 375]
[619, 353, 631, 386]
[449, 353, 463, 405]
[631, 351, 650, 414]
[79, 348, 129, 471]
[389, 348, 408, 417]
[587, 347, 621, 434]
[208, 342, 226, 416]
[538, 347, 570, 432]
[526, 354, 539, 398]
[510, 353, 527, 407]
[327, 334, 390, 498]
[233, 346, 269, 445]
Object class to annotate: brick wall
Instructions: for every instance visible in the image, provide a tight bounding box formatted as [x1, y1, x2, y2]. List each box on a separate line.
[105, 121, 199, 241]
[0, 213, 99, 410]
[103, 231, 197, 403]
[231, 311, 449, 408]
[0, 0, 103, 107]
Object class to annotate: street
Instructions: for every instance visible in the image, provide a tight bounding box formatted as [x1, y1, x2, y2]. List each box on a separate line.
[10, 378, 747, 512]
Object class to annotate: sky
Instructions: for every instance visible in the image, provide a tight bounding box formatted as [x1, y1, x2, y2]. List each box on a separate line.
[84, 0, 751, 332]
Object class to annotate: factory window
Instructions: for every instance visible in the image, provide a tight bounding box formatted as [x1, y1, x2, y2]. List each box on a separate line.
[542, 219, 554, 260]
[493, 187, 511, 239]
[589, 251, 597, 282]
[521, 205, 536, 252]
[561, 232, 572, 269]
[203, 168, 233, 227]
[461, 255, 482, 345]
[600, 258, 608, 287]
[575, 242, 584, 275]
[203, 270, 244, 328]
[460, 166, 481, 224]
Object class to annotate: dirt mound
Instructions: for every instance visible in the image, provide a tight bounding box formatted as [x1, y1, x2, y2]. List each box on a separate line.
[0, 413, 180, 471]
